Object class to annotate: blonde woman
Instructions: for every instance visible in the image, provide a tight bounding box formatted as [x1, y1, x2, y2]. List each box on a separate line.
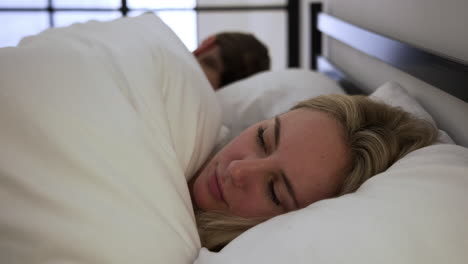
[189, 94, 438, 251]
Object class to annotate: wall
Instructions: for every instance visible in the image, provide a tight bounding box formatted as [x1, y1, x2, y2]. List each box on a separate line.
[323, 0, 468, 146]
[197, 0, 288, 70]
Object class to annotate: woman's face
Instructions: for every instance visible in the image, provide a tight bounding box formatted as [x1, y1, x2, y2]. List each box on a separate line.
[191, 109, 350, 218]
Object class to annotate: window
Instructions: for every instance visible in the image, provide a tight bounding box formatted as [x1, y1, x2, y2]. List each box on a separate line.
[1, 0, 291, 69]
[54, 0, 121, 8]
[128, 10, 197, 51]
[0, 12, 49, 47]
[0, 0, 197, 50]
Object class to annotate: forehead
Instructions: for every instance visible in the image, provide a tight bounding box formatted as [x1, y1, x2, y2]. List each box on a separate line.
[276, 109, 349, 207]
[279, 109, 344, 143]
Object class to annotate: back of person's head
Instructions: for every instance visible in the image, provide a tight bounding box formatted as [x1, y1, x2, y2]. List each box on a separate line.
[215, 32, 270, 86]
[196, 94, 438, 251]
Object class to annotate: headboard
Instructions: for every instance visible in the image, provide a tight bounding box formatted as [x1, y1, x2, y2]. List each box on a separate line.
[308, 2, 468, 147]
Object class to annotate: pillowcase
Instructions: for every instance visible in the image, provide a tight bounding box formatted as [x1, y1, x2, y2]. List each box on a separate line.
[370, 81, 454, 144]
[215, 69, 345, 145]
[0, 13, 220, 264]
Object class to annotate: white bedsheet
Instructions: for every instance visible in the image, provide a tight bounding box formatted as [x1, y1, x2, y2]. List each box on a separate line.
[0, 14, 221, 264]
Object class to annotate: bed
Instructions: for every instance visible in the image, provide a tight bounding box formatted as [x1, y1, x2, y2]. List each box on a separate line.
[197, 2, 468, 264]
[0, 2, 467, 264]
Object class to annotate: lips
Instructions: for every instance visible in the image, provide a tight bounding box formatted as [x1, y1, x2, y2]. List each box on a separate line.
[208, 168, 225, 203]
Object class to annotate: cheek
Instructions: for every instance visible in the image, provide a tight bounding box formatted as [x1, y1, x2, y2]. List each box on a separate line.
[296, 156, 349, 205]
[206, 71, 220, 88]
[199, 65, 220, 89]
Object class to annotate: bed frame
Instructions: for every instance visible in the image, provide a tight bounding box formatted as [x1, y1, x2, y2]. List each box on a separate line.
[309, 3, 468, 103]
[307, 2, 468, 147]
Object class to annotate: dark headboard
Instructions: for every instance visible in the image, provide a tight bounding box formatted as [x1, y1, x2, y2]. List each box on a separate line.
[309, 3, 468, 103]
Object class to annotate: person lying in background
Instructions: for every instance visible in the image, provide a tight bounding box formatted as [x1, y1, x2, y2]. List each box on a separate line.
[189, 94, 438, 251]
[193, 32, 270, 90]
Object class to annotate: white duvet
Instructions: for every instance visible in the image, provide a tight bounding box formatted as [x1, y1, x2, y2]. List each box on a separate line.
[0, 14, 221, 264]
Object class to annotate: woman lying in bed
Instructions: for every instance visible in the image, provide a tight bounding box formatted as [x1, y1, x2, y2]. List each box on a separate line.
[190, 94, 438, 251]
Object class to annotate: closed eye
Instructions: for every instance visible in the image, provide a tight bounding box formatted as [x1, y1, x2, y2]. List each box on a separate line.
[268, 180, 280, 206]
[256, 126, 267, 153]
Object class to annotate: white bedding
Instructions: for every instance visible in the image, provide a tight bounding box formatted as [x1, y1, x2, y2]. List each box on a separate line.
[0, 14, 221, 264]
[2, 12, 466, 264]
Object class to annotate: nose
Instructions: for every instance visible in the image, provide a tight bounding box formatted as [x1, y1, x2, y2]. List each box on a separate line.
[227, 159, 269, 189]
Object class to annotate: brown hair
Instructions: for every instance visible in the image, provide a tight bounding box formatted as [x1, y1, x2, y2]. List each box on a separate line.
[196, 94, 438, 251]
[215, 32, 270, 86]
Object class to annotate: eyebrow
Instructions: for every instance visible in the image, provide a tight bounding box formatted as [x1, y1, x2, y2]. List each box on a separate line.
[274, 116, 300, 209]
[274, 116, 281, 147]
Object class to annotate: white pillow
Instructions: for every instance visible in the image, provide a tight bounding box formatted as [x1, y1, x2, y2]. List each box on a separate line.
[195, 143, 468, 264]
[0, 14, 221, 264]
[370, 81, 454, 144]
[216, 69, 345, 145]
[195, 81, 467, 264]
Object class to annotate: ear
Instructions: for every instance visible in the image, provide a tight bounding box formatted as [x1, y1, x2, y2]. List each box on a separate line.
[193, 36, 217, 56]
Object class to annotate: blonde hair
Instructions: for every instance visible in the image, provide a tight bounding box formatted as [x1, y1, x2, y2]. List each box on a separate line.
[196, 94, 438, 251]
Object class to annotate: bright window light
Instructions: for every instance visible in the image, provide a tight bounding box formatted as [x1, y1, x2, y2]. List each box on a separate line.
[128, 0, 196, 9]
[129, 10, 197, 51]
[53, 0, 121, 8]
[0, 1, 197, 50]
[54, 12, 122, 28]
[0, 12, 49, 47]
[0, 0, 47, 8]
